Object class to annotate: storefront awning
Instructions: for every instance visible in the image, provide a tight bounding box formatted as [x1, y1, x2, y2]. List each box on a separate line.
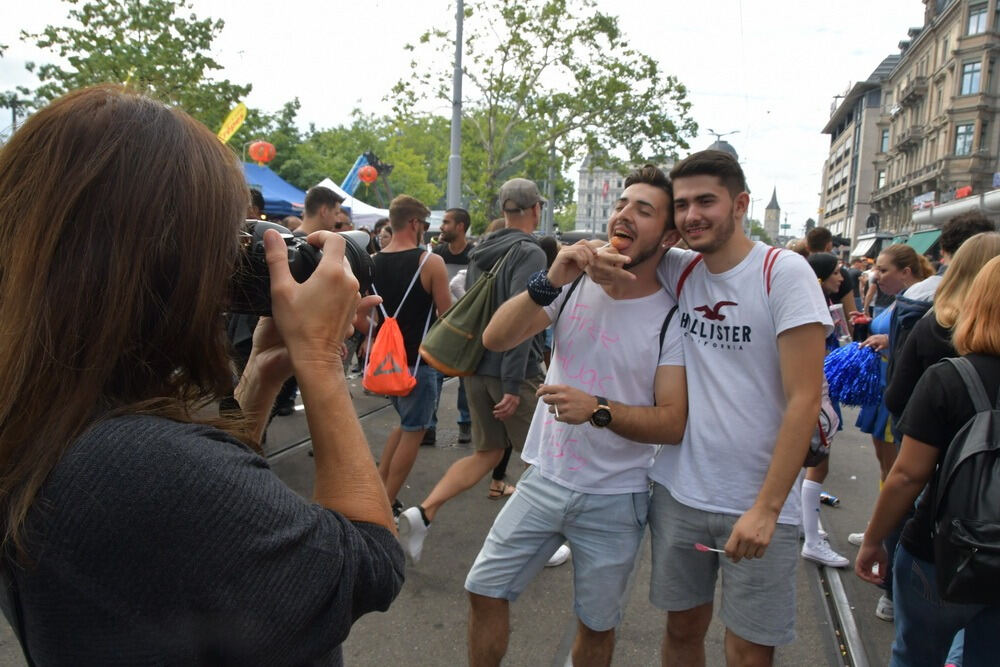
[904, 228, 941, 256]
[851, 237, 878, 258]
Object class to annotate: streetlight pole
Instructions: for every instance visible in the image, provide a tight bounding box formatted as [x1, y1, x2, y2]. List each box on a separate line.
[446, 0, 464, 209]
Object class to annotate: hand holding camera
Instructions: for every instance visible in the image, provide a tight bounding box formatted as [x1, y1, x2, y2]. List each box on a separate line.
[263, 229, 366, 373]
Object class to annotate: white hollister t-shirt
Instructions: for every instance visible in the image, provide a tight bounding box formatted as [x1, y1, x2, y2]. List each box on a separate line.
[520, 277, 684, 494]
[653, 243, 832, 525]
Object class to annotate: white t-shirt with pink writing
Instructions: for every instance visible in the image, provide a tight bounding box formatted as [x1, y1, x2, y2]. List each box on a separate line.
[653, 243, 832, 525]
[520, 277, 684, 495]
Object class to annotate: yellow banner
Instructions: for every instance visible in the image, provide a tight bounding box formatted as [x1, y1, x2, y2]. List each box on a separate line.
[217, 102, 247, 144]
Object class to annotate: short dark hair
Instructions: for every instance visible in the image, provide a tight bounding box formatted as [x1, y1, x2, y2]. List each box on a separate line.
[669, 150, 746, 198]
[806, 227, 833, 253]
[940, 212, 996, 256]
[249, 188, 265, 213]
[304, 186, 344, 217]
[388, 195, 430, 231]
[538, 235, 559, 268]
[624, 164, 674, 229]
[445, 207, 471, 231]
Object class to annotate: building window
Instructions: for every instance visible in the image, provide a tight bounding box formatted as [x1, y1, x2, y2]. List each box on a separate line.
[955, 123, 975, 155]
[968, 3, 988, 35]
[877, 170, 886, 189]
[961, 61, 982, 95]
[880, 129, 890, 152]
[980, 121, 989, 150]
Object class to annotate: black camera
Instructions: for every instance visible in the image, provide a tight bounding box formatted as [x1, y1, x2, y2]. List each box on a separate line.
[229, 220, 374, 315]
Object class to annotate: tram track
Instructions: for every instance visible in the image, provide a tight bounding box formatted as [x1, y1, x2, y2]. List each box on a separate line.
[264, 391, 872, 666]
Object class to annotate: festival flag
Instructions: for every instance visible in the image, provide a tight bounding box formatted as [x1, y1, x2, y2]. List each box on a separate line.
[217, 103, 248, 144]
[341, 154, 370, 196]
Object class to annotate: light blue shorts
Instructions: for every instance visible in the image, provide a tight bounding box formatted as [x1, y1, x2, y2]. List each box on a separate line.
[465, 466, 649, 631]
[389, 364, 439, 431]
[648, 483, 799, 646]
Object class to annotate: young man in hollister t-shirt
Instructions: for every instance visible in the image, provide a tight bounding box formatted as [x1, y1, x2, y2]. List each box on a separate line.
[593, 150, 831, 665]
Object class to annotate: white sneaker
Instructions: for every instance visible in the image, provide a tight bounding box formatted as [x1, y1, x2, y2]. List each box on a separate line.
[801, 540, 850, 568]
[847, 532, 865, 546]
[545, 544, 571, 567]
[397, 507, 429, 563]
[875, 594, 894, 621]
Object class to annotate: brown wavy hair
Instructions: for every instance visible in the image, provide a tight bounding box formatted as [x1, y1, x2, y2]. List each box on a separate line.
[879, 243, 935, 281]
[0, 85, 250, 555]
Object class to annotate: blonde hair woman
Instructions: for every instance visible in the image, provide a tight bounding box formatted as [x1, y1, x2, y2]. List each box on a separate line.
[856, 255, 1000, 665]
[886, 232, 1000, 416]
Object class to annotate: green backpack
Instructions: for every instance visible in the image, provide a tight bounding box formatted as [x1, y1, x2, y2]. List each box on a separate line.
[419, 244, 518, 376]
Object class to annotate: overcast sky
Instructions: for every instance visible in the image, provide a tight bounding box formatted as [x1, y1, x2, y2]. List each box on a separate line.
[1, 0, 928, 235]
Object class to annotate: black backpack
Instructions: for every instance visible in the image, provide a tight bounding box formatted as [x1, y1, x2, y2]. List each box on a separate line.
[931, 357, 1000, 604]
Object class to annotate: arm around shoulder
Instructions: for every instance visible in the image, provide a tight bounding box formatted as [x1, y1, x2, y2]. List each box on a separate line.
[608, 364, 687, 444]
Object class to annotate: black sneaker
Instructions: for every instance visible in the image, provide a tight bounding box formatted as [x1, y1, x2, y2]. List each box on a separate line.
[421, 428, 436, 446]
[458, 423, 472, 444]
[392, 499, 403, 518]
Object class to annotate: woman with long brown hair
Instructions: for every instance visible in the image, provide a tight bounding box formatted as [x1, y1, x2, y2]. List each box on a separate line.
[0, 86, 402, 664]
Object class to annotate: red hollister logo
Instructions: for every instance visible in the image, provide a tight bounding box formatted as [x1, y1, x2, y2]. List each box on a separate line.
[693, 301, 737, 321]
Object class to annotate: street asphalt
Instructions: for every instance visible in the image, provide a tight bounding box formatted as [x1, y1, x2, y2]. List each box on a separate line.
[0, 375, 898, 666]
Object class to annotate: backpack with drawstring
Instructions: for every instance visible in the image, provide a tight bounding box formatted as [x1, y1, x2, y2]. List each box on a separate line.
[363, 252, 433, 396]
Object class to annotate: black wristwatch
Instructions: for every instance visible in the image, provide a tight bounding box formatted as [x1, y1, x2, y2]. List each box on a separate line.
[590, 396, 612, 427]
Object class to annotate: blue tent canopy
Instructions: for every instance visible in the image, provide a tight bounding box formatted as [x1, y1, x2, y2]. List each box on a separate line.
[242, 163, 306, 219]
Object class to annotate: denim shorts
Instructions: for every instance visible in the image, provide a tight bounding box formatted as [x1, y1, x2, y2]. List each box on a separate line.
[648, 483, 799, 646]
[389, 364, 439, 431]
[465, 466, 649, 631]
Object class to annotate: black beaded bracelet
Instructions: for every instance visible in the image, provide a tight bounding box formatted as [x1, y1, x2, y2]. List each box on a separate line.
[527, 270, 562, 306]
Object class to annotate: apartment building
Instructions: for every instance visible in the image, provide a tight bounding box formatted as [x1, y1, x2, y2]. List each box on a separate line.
[574, 153, 675, 232]
[871, 0, 1000, 235]
[819, 57, 900, 250]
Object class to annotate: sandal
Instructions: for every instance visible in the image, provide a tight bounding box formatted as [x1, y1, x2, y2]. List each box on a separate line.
[488, 481, 516, 500]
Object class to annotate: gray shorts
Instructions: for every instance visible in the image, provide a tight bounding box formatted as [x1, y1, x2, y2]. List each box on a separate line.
[648, 483, 799, 646]
[465, 466, 649, 631]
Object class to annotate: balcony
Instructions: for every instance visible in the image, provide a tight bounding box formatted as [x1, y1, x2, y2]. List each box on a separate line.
[894, 125, 924, 151]
[899, 76, 928, 106]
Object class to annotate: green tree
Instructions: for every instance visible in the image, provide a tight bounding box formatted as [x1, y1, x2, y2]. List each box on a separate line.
[395, 0, 696, 216]
[749, 221, 774, 245]
[20, 0, 250, 131]
[553, 202, 577, 231]
[278, 112, 445, 209]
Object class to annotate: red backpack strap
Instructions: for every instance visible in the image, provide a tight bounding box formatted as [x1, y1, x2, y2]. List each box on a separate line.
[675, 254, 703, 297]
[763, 247, 783, 295]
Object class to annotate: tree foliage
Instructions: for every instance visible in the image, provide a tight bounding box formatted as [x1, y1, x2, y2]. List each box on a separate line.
[749, 221, 774, 245]
[22, 0, 248, 126]
[394, 0, 697, 216]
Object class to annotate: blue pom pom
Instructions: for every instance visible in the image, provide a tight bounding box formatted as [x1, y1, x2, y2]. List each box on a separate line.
[824, 343, 882, 407]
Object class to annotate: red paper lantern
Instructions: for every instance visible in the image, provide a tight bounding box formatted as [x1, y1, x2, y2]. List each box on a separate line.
[248, 140, 276, 165]
[358, 165, 378, 184]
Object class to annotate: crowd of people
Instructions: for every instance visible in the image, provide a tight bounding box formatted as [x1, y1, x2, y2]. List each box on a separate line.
[0, 84, 997, 667]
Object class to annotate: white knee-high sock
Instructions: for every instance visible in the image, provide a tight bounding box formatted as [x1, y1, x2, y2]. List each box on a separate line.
[801, 479, 823, 548]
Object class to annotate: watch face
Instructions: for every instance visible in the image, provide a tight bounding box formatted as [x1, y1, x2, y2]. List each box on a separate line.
[591, 408, 612, 427]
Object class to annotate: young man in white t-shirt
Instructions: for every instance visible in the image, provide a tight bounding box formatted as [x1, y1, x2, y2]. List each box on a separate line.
[461, 165, 688, 667]
[593, 150, 831, 665]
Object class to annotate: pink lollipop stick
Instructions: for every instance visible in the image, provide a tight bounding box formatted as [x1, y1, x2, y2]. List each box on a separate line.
[694, 542, 725, 554]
